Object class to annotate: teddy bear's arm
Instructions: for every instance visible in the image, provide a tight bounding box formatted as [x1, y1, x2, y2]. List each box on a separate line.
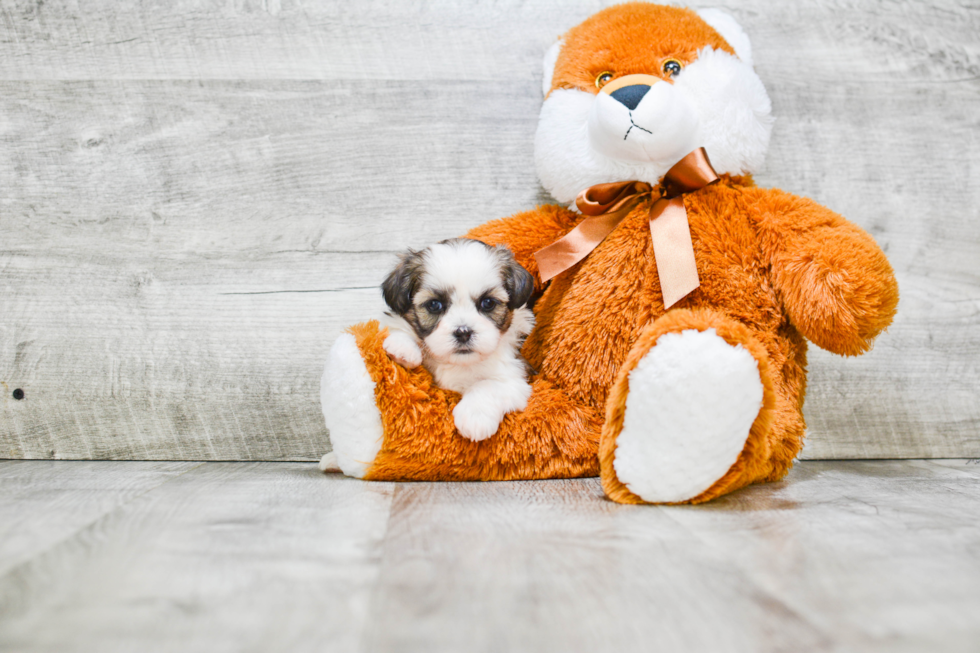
[465, 204, 580, 291]
[746, 187, 899, 356]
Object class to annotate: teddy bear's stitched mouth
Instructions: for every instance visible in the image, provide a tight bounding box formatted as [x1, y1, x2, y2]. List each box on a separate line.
[623, 111, 654, 142]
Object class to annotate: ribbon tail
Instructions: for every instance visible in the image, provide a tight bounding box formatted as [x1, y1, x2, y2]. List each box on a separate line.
[534, 204, 639, 283]
[650, 197, 700, 309]
[534, 238, 590, 283]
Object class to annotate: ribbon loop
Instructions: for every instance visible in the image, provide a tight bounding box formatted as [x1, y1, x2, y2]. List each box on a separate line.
[661, 148, 718, 198]
[577, 181, 653, 216]
[533, 147, 719, 308]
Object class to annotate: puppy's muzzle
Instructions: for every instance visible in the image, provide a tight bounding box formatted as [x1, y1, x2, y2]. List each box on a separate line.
[453, 326, 474, 345]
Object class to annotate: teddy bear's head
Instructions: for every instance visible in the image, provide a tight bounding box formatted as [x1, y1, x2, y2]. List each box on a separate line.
[536, 3, 774, 203]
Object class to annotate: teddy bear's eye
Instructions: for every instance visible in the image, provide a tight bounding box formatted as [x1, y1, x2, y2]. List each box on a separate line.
[594, 71, 614, 89]
[662, 59, 683, 78]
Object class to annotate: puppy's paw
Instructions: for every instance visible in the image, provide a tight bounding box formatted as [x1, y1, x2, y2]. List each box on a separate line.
[453, 394, 503, 442]
[383, 332, 423, 369]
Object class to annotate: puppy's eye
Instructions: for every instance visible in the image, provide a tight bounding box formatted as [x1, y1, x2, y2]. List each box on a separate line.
[479, 297, 498, 312]
[423, 299, 444, 313]
[595, 71, 614, 89]
[662, 59, 683, 78]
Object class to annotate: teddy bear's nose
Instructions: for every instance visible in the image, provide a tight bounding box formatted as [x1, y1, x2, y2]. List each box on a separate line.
[609, 84, 651, 111]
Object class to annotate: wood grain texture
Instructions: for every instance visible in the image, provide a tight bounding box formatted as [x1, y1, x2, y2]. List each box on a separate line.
[368, 459, 980, 652]
[0, 460, 199, 574]
[1, 460, 979, 652]
[0, 462, 396, 653]
[0, 0, 978, 460]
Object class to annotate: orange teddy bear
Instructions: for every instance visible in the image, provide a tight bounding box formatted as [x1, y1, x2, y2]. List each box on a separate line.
[320, 3, 899, 504]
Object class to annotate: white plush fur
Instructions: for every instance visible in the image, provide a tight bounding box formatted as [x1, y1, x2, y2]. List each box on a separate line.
[696, 9, 753, 67]
[541, 38, 563, 96]
[382, 241, 534, 441]
[320, 333, 384, 478]
[588, 80, 702, 167]
[671, 48, 773, 179]
[318, 451, 340, 472]
[614, 328, 763, 503]
[536, 36, 772, 204]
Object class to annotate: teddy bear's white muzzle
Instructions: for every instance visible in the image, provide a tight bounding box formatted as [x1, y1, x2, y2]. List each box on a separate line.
[588, 80, 701, 167]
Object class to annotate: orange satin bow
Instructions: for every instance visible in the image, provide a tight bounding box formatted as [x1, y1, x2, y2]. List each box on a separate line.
[533, 148, 719, 309]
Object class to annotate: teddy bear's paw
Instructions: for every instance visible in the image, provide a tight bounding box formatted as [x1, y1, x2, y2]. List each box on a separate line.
[614, 328, 763, 503]
[318, 451, 341, 473]
[320, 333, 384, 478]
[452, 394, 503, 442]
[383, 330, 423, 369]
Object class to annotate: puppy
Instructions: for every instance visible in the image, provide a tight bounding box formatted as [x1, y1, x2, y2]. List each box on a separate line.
[381, 238, 535, 441]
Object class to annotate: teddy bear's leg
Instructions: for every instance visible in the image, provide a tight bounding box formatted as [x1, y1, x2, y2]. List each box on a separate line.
[599, 308, 783, 505]
[322, 321, 602, 482]
[320, 327, 386, 478]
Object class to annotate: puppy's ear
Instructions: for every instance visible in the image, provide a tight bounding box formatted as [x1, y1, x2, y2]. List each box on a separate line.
[382, 250, 425, 315]
[500, 253, 535, 309]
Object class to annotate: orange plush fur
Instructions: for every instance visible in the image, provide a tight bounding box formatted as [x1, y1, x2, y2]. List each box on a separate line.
[550, 4, 736, 96]
[339, 4, 898, 503]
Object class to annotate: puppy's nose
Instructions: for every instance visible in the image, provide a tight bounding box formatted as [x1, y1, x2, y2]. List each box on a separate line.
[610, 84, 650, 111]
[453, 326, 473, 344]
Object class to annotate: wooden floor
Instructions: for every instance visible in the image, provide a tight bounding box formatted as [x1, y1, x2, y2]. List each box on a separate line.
[0, 460, 977, 652]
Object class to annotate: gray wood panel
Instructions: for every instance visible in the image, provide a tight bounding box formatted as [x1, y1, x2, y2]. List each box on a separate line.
[1, 460, 979, 652]
[0, 460, 199, 574]
[368, 459, 980, 652]
[0, 78, 540, 460]
[0, 462, 395, 653]
[0, 0, 978, 460]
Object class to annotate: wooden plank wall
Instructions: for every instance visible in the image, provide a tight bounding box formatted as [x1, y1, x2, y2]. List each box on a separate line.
[0, 0, 977, 461]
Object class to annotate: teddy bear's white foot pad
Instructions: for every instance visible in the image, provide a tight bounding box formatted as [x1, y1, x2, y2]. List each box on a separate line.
[320, 333, 383, 479]
[614, 328, 763, 503]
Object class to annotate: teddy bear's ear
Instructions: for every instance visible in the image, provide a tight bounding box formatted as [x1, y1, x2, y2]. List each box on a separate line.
[696, 9, 753, 68]
[541, 38, 563, 97]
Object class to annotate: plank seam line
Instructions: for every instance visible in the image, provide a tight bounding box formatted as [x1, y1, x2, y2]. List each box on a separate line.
[219, 286, 375, 295]
[655, 501, 838, 643]
[358, 482, 401, 648]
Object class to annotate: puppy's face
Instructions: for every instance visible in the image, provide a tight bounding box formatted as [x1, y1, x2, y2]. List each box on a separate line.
[382, 239, 534, 365]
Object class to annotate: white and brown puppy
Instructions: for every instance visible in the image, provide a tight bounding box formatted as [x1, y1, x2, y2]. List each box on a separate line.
[381, 238, 535, 441]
